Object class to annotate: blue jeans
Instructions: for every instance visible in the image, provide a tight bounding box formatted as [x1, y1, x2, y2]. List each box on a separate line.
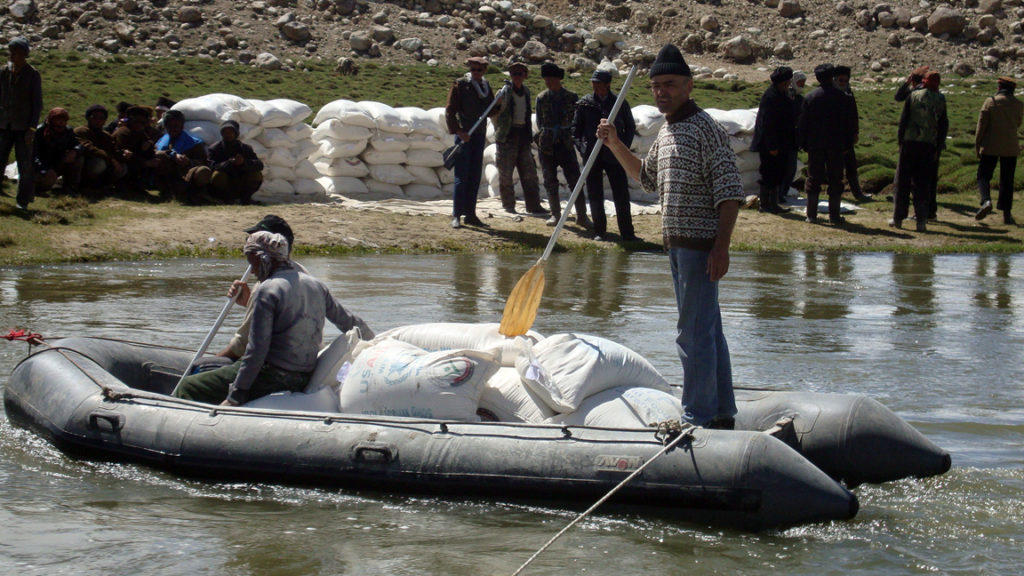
[452, 131, 486, 218]
[669, 247, 735, 425]
[0, 129, 35, 207]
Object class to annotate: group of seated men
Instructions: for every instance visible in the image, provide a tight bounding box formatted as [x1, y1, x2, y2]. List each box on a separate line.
[32, 97, 264, 205]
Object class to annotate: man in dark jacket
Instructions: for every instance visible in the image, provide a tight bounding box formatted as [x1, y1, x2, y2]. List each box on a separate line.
[535, 62, 590, 228]
[444, 56, 496, 229]
[0, 37, 43, 209]
[75, 104, 127, 194]
[573, 69, 639, 242]
[834, 66, 870, 201]
[209, 119, 264, 204]
[32, 107, 82, 196]
[750, 66, 795, 214]
[798, 64, 857, 225]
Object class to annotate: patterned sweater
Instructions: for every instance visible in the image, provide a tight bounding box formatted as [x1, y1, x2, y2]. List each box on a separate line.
[639, 100, 745, 251]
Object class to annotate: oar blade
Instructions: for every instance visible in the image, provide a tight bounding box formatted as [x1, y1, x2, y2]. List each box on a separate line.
[499, 264, 545, 337]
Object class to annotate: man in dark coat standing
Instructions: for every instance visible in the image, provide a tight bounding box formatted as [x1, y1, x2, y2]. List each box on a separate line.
[750, 66, 795, 214]
[834, 65, 870, 201]
[798, 64, 857, 225]
[573, 69, 639, 242]
[444, 56, 495, 229]
[0, 37, 42, 210]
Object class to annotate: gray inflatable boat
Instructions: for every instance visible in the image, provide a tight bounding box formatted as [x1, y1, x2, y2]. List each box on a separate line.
[3, 337, 942, 530]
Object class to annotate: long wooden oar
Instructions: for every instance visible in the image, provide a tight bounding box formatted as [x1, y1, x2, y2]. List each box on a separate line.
[171, 264, 252, 394]
[499, 65, 638, 337]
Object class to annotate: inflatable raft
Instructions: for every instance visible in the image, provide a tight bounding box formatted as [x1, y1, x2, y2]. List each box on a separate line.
[3, 335, 948, 530]
[6, 337, 863, 531]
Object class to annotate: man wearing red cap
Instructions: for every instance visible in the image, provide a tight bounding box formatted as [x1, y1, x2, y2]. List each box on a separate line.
[892, 70, 947, 232]
[597, 44, 744, 430]
[974, 76, 1022, 225]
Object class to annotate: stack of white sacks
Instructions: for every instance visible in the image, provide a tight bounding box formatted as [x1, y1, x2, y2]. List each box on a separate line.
[171, 94, 319, 203]
[245, 322, 682, 428]
[168, 93, 763, 206]
[309, 100, 452, 200]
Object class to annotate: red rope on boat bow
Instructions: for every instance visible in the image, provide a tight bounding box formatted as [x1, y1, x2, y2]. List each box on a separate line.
[3, 329, 43, 345]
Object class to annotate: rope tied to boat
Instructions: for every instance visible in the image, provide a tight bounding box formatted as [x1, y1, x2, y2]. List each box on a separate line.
[510, 421, 696, 576]
[3, 328, 43, 345]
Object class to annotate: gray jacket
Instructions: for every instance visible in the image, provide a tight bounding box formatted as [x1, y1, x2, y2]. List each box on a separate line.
[229, 264, 371, 403]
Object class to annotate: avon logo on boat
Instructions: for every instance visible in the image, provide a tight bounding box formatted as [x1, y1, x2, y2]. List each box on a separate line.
[595, 455, 645, 471]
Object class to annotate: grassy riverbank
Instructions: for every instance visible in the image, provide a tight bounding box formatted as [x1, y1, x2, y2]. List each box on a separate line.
[1, 53, 1021, 265]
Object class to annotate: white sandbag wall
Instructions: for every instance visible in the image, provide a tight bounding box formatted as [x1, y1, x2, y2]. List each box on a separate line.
[171, 93, 762, 205]
[173, 94, 320, 203]
[705, 108, 760, 195]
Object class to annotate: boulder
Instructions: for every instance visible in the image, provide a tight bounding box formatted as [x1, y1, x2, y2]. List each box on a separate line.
[721, 35, 755, 62]
[954, 62, 976, 76]
[100, 2, 118, 19]
[371, 25, 394, 44]
[774, 41, 794, 59]
[397, 37, 423, 52]
[593, 26, 625, 46]
[520, 39, 549, 62]
[700, 14, 720, 32]
[682, 33, 704, 53]
[349, 30, 372, 51]
[8, 0, 36, 22]
[255, 52, 282, 70]
[878, 11, 896, 28]
[281, 21, 312, 42]
[978, 0, 1002, 14]
[927, 7, 966, 36]
[778, 0, 803, 18]
[178, 6, 203, 24]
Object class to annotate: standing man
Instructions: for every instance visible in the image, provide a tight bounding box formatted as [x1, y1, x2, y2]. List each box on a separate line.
[445, 56, 495, 229]
[492, 62, 546, 215]
[597, 44, 745, 429]
[750, 66, 795, 214]
[892, 71, 948, 232]
[208, 119, 264, 204]
[535, 62, 590, 228]
[573, 69, 639, 242]
[779, 70, 806, 205]
[834, 65, 870, 201]
[798, 64, 857, 225]
[0, 37, 42, 210]
[974, 76, 1022, 225]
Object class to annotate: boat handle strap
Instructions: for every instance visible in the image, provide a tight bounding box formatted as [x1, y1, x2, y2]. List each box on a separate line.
[88, 411, 124, 433]
[354, 442, 395, 463]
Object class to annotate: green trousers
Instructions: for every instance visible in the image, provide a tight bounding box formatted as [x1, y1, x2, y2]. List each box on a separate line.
[173, 360, 310, 405]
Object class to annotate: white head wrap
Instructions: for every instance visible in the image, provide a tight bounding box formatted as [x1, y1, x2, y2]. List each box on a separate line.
[244, 231, 290, 280]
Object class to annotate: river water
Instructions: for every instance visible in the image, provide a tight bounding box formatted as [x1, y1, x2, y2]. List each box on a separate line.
[1, 252, 1022, 576]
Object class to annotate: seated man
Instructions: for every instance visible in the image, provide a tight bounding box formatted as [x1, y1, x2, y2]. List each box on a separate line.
[173, 230, 374, 406]
[113, 106, 160, 195]
[208, 119, 264, 204]
[153, 109, 212, 203]
[33, 107, 82, 195]
[74, 104, 126, 194]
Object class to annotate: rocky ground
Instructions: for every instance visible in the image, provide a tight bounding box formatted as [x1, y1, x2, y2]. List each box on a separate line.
[3, 0, 1024, 84]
